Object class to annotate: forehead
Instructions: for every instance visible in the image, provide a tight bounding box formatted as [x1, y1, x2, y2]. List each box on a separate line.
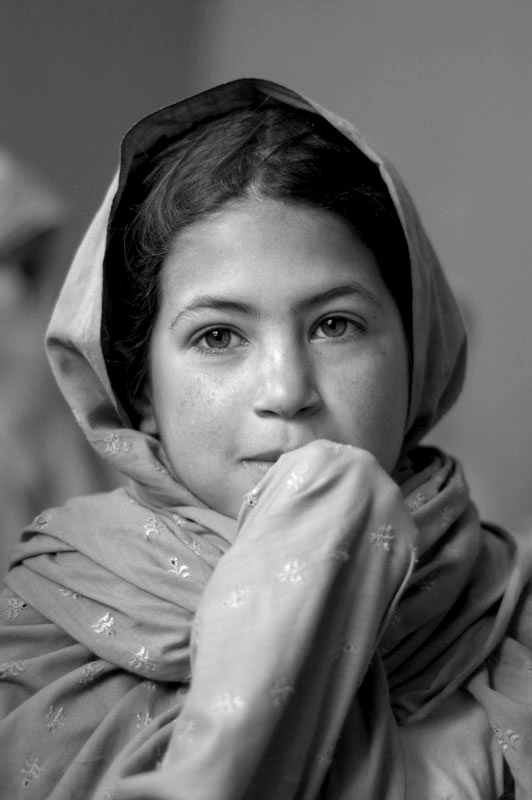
[159, 200, 392, 310]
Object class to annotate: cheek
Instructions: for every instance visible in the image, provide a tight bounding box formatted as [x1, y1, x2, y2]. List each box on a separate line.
[159, 371, 238, 453]
[155, 372, 247, 516]
[333, 354, 408, 467]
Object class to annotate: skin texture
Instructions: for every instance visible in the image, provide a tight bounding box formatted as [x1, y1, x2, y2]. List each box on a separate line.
[143, 199, 410, 519]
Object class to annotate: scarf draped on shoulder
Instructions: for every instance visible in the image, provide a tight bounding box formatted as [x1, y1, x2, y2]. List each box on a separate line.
[2, 79, 532, 800]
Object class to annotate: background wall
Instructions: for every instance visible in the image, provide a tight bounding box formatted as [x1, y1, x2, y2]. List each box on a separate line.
[1, 0, 212, 291]
[2, 0, 531, 527]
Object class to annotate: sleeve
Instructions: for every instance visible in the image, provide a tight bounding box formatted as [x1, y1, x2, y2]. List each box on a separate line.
[112, 440, 419, 800]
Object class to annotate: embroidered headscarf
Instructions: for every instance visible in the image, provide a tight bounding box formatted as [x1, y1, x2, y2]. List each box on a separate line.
[2, 79, 532, 800]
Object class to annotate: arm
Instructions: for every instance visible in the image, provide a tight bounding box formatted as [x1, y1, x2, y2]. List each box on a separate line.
[114, 441, 418, 800]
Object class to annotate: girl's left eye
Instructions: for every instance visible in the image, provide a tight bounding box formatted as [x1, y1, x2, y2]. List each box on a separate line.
[312, 316, 363, 340]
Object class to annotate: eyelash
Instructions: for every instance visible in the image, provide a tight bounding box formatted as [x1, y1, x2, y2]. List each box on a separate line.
[191, 328, 248, 356]
[190, 315, 366, 356]
[311, 316, 366, 341]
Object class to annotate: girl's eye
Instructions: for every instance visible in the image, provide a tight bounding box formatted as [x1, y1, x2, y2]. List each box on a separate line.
[194, 327, 245, 352]
[312, 316, 362, 340]
[204, 329, 232, 348]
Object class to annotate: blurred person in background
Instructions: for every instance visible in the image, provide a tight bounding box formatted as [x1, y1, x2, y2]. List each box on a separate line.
[0, 149, 119, 579]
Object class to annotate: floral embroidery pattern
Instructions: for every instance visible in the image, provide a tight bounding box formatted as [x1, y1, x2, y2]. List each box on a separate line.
[388, 613, 402, 630]
[278, 560, 306, 583]
[223, 587, 250, 608]
[328, 548, 350, 564]
[333, 641, 355, 660]
[494, 727, 520, 751]
[129, 647, 157, 672]
[136, 710, 153, 729]
[103, 433, 130, 456]
[184, 537, 201, 556]
[407, 493, 425, 512]
[79, 662, 106, 685]
[416, 573, 435, 592]
[271, 678, 294, 708]
[21, 758, 45, 788]
[34, 513, 52, 530]
[286, 464, 309, 493]
[315, 749, 334, 768]
[369, 524, 395, 552]
[58, 587, 82, 599]
[0, 660, 26, 679]
[1, 597, 28, 621]
[91, 611, 116, 636]
[442, 506, 455, 528]
[176, 716, 196, 741]
[213, 693, 246, 714]
[144, 516, 166, 540]
[171, 513, 187, 528]
[45, 705, 67, 732]
[243, 487, 259, 506]
[454, 472, 465, 492]
[168, 557, 191, 578]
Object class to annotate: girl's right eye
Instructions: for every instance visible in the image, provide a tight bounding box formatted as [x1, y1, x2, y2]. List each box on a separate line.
[192, 327, 247, 354]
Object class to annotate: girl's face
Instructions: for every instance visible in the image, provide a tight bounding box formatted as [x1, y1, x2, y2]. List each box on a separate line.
[144, 200, 409, 518]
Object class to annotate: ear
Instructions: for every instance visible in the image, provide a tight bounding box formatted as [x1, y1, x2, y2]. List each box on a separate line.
[136, 390, 159, 436]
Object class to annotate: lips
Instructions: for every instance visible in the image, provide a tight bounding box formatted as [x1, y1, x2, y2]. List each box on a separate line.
[242, 450, 286, 462]
[240, 444, 303, 472]
[241, 445, 305, 464]
[241, 454, 281, 474]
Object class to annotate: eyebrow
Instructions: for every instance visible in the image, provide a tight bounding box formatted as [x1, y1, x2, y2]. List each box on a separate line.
[171, 282, 383, 327]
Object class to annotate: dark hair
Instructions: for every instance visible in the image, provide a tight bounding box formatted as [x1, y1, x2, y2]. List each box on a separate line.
[104, 100, 410, 423]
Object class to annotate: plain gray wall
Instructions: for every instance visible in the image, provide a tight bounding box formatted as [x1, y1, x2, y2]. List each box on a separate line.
[2, 0, 531, 525]
[2, 0, 212, 287]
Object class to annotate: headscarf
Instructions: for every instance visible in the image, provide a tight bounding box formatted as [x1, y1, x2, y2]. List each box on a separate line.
[2, 79, 532, 800]
[45, 78, 467, 495]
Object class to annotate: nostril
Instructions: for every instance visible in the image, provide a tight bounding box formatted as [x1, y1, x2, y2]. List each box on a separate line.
[253, 384, 322, 420]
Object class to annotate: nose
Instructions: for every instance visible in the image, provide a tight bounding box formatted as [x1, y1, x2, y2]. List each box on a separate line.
[252, 341, 322, 419]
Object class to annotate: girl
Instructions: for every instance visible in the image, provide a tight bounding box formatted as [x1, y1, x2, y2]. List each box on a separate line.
[1, 78, 531, 799]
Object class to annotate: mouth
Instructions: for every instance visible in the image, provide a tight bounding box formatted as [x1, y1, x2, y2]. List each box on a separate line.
[241, 460, 275, 474]
[243, 449, 285, 462]
[241, 447, 301, 472]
